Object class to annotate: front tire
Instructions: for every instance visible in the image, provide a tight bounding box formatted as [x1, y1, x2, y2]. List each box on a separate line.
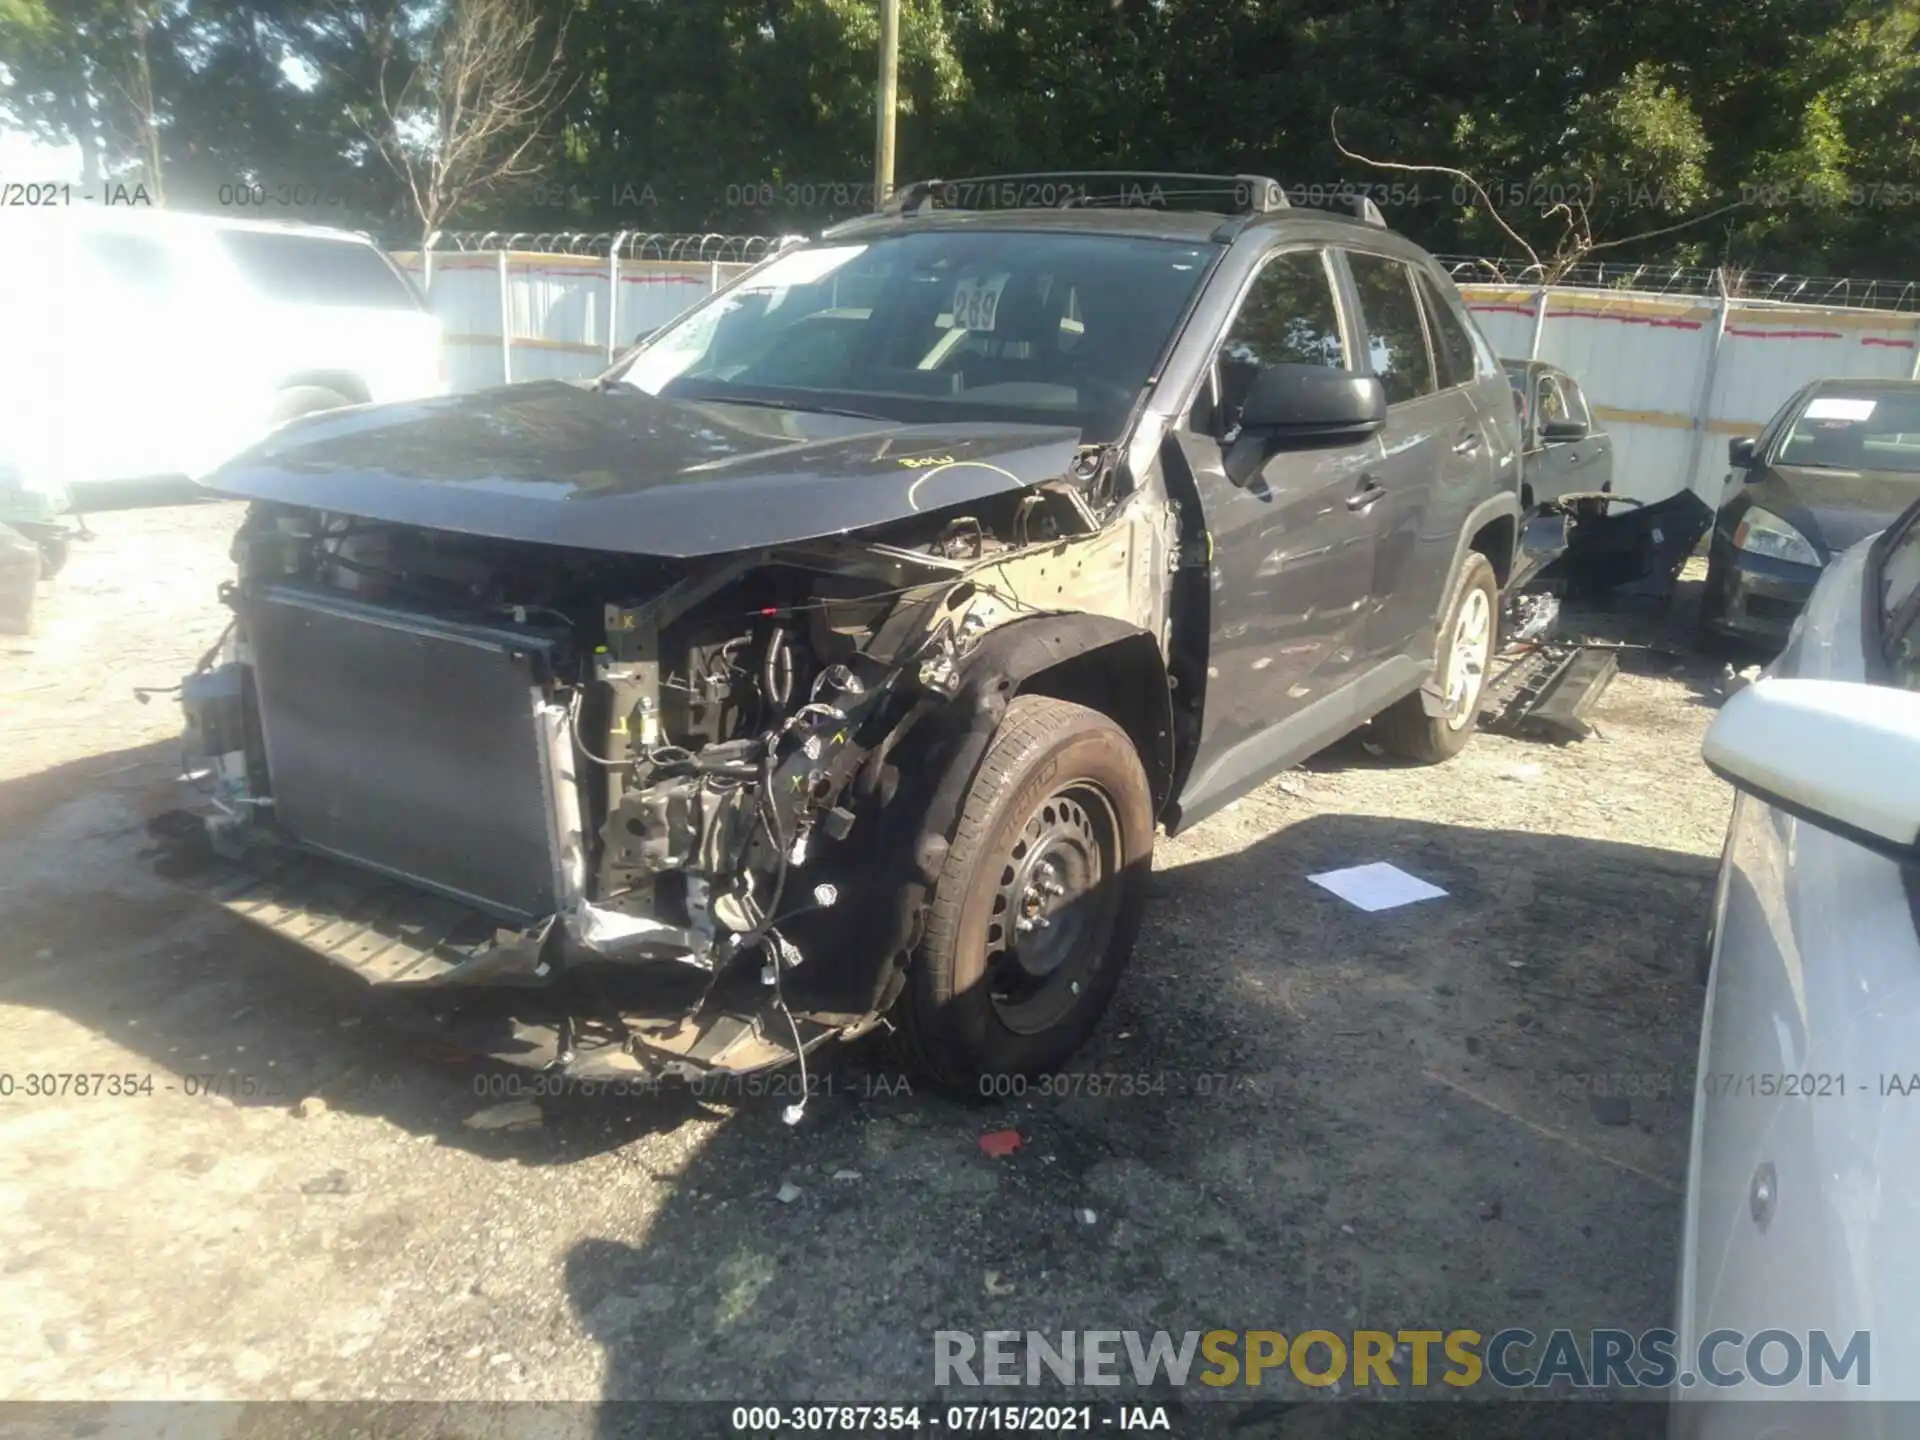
[891, 696, 1154, 1090]
[1374, 552, 1499, 764]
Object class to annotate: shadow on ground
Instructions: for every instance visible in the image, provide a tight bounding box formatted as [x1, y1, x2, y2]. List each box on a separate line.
[0, 742, 704, 1160]
[1, 737, 1707, 1431]
[545, 811, 1710, 1418]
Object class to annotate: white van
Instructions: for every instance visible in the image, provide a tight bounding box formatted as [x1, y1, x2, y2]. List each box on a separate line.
[0, 206, 444, 516]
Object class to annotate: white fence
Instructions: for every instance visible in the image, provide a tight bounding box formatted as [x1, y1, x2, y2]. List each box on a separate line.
[389, 242, 778, 392]
[393, 236, 1920, 509]
[1455, 275, 1920, 505]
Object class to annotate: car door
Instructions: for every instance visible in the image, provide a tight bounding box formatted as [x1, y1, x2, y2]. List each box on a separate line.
[1677, 514, 1920, 1420]
[1526, 369, 1612, 504]
[1337, 250, 1456, 661]
[69, 226, 201, 485]
[1168, 244, 1379, 808]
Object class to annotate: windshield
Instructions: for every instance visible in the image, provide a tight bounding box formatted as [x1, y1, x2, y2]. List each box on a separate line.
[612, 230, 1216, 441]
[218, 230, 424, 310]
[1777, 390, 1920, 475]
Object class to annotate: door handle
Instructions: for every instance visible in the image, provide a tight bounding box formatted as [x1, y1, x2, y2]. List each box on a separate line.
[1347, 476, 1386, 511]
[1451, 427, 1483, 456]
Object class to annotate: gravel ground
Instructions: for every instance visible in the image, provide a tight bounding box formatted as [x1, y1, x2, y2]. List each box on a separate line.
[0, 503, 1733, 1419]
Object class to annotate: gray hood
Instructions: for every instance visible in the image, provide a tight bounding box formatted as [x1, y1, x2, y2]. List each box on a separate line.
[1755, 462, 1920, 556]
[199, 380, 1085, 558]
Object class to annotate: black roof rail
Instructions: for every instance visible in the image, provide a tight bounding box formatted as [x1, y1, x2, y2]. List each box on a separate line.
[877, 171, 1291, 218]
[1347, 194, 1387, 227]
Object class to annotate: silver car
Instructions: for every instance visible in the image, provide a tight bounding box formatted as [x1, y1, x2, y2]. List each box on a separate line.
[1675, 495, 1920, 1434]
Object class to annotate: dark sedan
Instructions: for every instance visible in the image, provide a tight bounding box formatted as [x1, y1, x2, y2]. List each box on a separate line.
[1703, 378, 1920, 649]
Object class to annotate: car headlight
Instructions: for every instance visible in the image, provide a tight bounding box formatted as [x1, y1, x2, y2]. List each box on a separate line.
[1733, 506, 1822, 567]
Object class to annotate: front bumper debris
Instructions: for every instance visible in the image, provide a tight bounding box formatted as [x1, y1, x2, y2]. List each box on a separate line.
[153, 823, 840, 1078]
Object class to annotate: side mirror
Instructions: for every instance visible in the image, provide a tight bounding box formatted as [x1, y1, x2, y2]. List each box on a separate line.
[1540, 418, 1588, 443]
[1238, 364, 1386, 444]
[1702, 677, 1920, 865]
[1728, 436, 1758, 468]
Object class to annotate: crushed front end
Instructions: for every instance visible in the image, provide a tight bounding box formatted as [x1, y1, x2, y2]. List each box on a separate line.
[163, 465, 1162, 1080]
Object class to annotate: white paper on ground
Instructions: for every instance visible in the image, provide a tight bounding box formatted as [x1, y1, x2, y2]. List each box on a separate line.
[1307, 861, 1449, 912]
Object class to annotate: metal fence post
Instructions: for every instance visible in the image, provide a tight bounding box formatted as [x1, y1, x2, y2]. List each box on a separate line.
[1910, 316, 1920, 382]
[498, 249, 513, 386]
[608, 232, 628, 362]
[1527, 287, 1549, 360]
[1681, 267, 1732, 499]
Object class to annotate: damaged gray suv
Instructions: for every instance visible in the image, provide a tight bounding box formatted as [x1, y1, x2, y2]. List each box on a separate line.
[163, 173, 1523, 1088]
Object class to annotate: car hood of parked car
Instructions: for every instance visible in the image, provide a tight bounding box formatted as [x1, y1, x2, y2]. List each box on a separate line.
[1746, 462, 1920, 557]
[197, 379, 1085, 558]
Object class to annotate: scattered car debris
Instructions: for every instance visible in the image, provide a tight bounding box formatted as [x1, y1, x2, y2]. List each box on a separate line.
[775, 1181, 805, 1204]
[293, 1095, 328, 1119]
[1076, 1208, 1098, 1226]
[1557, 490, 1713, 600]
[462, 1100, 543, 1132]
[979, 1129, 1024, 1159]
[1307, 862, 1448, 913]
[984, 1271, 1016, 1296]
[1482, 643, 1621, 743]
[1589, 1094, 1633, 1127]
[831, 1169, 862, 1182]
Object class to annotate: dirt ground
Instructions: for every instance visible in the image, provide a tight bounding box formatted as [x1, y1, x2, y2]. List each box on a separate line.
[0, 503, 1733, 1421]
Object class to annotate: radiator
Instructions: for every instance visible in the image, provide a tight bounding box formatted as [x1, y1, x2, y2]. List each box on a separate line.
[244, 585, 573, 923]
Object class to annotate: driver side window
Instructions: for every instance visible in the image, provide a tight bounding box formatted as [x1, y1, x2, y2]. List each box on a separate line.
[1196, 248, 1346, 434]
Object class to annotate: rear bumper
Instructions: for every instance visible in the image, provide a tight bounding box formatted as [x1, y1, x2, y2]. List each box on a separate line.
[1707, 545, 1822, 643]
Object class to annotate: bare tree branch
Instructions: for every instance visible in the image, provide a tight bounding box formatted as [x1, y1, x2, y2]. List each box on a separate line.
[1577, 196, 1752, 258]
[1332, 107, 1752, 281]
[348, 0, 575, 239]
[1331, 108, 1543, 270]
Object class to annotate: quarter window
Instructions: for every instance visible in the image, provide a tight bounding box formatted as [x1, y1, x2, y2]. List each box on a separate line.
[1345, 252, 1436, 405]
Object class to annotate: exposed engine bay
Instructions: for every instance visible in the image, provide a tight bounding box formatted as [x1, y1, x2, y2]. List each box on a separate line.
[169, 452, 1173, 1082]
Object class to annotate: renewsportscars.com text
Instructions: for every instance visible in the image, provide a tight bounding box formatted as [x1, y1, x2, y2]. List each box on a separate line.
[933, 1328, 1870, 1391]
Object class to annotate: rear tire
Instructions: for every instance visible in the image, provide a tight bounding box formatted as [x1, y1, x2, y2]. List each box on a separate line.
[1374, 552, 1499, 764]
[890, 696, 1154, 1091]
[268, 385, 359, 426]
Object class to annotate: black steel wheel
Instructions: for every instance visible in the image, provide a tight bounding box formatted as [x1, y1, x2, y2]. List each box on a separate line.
[891, 696, 1153, 1089]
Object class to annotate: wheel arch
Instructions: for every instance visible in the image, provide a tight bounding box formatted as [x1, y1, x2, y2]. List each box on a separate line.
[839, 614, 1172, 1018]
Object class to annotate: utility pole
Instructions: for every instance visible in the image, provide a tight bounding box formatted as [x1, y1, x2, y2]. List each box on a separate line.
[874, 0, 899, 201]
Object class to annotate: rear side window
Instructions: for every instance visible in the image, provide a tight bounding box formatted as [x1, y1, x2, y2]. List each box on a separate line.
[1416, 273, 1480, 389]
[217, 231, 421, 309]
[1344, 252, 1435, 405]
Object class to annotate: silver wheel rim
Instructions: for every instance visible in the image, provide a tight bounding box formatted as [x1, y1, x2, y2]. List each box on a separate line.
[1444, 587, 1492, 729]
